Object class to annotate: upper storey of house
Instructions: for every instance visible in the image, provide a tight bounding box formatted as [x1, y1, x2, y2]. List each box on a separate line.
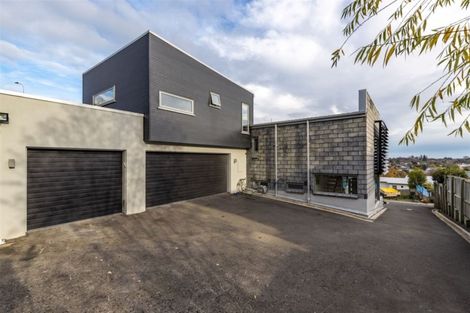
[83, 31, 254, 149]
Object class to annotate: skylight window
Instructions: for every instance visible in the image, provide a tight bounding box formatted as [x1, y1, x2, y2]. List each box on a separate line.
[210, 92, 221, 108]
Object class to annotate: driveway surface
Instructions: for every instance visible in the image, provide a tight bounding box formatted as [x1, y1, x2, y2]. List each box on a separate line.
[1, 194, 469, 313]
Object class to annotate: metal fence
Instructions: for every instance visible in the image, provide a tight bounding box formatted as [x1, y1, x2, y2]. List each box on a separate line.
[434, 176, 470, 228]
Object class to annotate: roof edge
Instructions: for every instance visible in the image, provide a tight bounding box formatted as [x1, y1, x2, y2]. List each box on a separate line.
[83, 31, 149, 75]
[0, 89, 144, 117]
[147, 31, 253, 95]
[83, 30, 253, 95]
[251, 111, 366, 128]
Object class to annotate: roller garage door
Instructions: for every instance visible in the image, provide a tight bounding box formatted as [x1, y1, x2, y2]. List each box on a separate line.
[27, 149, 122, 230]
[146, 152, 228, 207]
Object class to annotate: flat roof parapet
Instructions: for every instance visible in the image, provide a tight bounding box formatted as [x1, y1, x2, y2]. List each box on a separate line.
[251, 111, 365, 129]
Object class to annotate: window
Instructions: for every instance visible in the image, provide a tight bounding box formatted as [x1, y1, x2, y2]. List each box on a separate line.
[209, 92, 221, 108]
[314, 174, 357, 196]
[242, 103, 250, 134]
[92, 86, 115, 106]
[252, 136, 259, 152]
[159, 91, 194, 115]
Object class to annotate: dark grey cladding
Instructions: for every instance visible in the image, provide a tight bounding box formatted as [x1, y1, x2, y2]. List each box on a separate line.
[83, 32, 253, 149]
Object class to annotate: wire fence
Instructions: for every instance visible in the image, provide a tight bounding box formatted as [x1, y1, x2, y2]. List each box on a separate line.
[434, 176, 470, 229]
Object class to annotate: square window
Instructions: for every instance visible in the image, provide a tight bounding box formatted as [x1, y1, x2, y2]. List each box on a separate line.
[210, 92, 221, 107]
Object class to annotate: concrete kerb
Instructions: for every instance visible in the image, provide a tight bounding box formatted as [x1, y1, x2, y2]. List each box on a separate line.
[432, 209, 470, 244]
[385, 199, 434, 207]
[245, 191, 376, 223]
[369, 207, 388, 220]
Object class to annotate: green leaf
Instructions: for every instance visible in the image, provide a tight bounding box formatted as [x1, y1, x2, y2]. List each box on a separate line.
[384, 44, 396, 65]
[334, 0, 470, 144]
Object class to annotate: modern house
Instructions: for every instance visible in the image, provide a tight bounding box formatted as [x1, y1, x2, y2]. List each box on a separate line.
[83, 31, 253, 149]
[0, 31, 387, 241]
[0, 31, 252, 240]
[82, 31, 253, 208]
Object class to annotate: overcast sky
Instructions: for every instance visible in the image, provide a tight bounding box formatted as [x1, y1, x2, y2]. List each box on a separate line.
[1, 0, 469, 157]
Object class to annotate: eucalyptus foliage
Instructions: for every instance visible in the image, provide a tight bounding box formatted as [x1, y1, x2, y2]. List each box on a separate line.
[332, 0, 470, 144]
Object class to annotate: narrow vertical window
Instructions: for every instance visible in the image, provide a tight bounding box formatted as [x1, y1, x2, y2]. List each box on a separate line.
[252, 136, 259, 152]
[242, 103, 250, 134]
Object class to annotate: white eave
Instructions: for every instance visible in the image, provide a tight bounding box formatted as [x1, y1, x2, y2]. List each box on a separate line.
[0, 89, 144, 117]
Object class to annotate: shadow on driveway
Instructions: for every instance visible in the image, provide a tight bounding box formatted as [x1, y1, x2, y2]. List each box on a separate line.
[1, 194, 469, 313]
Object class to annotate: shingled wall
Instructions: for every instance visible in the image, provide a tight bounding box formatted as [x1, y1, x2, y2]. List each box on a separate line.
[248, 115, 369, 197]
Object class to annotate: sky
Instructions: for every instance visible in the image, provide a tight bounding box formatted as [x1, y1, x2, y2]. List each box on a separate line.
[0, 0, 469, 158]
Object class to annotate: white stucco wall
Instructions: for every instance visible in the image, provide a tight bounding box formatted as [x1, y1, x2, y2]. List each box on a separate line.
[362, 89, 384, 215]
[0, 91, 247, 240]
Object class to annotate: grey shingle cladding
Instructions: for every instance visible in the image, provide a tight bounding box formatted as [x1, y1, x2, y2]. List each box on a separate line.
[248, 111, 371, 198]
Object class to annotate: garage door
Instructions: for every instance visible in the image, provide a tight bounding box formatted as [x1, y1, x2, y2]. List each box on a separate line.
[27, 149, 122, 230]
[146, 152, 228, 207]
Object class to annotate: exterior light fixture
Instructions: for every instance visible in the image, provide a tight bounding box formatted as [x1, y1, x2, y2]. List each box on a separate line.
[14, 81, 24, 93]
[0, 112, 9, 124]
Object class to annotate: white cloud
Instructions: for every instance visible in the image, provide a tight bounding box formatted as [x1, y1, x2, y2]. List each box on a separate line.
[201, 31, 322, 73]
[241, 0, 343, 34]
[0, 0, 468, 157]
[0, 40, 79, 76]
[246, 83, 312, 123]
[330, 105, 343, 115]
[242, 0, 314, 31]
[205, 0, 469, 156]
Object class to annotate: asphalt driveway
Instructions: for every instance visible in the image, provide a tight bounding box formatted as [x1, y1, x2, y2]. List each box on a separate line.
[1, 194, 469, 313]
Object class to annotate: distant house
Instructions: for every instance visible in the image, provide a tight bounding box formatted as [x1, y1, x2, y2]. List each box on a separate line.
[380, 176, 433, 196]
[457, 163, 470, 177]
[380, 177, 409, 195]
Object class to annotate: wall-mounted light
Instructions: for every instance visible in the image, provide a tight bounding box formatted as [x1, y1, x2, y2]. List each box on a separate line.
[0, 112, 9, 124]
[14, 81, 24, 93]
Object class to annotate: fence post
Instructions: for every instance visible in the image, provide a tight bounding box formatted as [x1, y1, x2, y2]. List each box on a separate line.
[445, 179, 449, 215]
[466, 181, 470, 228]
[306, 120, 310, 203]
[274, 124, 278, 197]
[440, 184, 443, 210]
[438, 184, 442, 210]
[437, 184, 440, 210]
[436, 183, 440, 210]
[450, 177, 455, 219]
[461, 179, 465, 225]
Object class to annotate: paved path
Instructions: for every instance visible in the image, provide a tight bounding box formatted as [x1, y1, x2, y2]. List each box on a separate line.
[1, 195, 469, 312]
